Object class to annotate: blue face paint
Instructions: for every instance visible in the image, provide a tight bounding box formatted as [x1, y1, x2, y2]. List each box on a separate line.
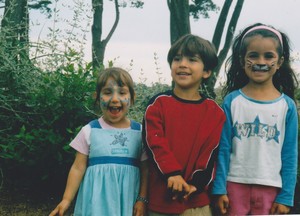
[100, 95, 109, 110]
[100, 79, 131, 110]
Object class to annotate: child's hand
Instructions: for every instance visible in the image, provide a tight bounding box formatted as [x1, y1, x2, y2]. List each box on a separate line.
[133, 201, 147, 216]
[183, 184, 197, 200]
[49, 200, 71, 216]
[167, 175, 190, 200]
[270, 202, 290, 214]
[215, 194, 229, 215]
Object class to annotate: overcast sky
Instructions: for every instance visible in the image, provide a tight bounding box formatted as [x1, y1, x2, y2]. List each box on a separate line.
[3, 0, 299, 86]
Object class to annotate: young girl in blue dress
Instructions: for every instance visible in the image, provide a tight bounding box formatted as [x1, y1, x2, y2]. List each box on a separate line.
[50, 67, 148, 216]
[212, 23, 298, 215]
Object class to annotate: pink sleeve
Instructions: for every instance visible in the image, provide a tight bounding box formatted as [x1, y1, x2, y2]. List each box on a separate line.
[69, 125, 91, 155]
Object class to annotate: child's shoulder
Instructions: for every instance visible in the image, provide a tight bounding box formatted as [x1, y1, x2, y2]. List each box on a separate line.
[129, 119, 142, 131]
[88, 119, 101, 128]
[147, 90, 173, 104]
[222, 89, 241, 103]
[204, 98, 225, 116]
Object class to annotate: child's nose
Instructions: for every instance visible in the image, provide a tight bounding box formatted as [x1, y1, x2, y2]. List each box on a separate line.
[179, 57, 188, 67]
[257, 56, 266, 64]
[111, 92, 119, 102]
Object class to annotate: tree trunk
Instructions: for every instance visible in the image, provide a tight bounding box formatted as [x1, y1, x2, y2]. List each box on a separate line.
[0, 0, 30, 91]
[212, 0, 232, 52]
[1, 0, 29, 64]
[206, 0, 244, 98]
[92, 0, 120, 70]
[167, 0, 190, 45]
[215, 0, 244, 74]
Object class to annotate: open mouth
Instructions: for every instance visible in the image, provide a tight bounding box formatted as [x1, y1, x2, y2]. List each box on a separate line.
[109, 106, 122, 114]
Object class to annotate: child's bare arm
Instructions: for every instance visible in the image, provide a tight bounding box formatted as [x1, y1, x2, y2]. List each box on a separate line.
[49, 152, 87, 216]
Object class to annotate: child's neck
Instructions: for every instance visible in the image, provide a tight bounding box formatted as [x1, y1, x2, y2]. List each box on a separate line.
[242, 83, 281, 101]
[173, 87, 201, 101]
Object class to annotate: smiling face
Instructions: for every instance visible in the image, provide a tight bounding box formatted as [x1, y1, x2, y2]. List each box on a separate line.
[100, 77, 131, 127]
[242, 35, 283, 86]
[171, 54, 211, 92]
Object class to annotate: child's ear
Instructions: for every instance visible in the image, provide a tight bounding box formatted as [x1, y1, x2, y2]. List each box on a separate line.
[277, 56, 284, 69]
[203, 70, 212, 79]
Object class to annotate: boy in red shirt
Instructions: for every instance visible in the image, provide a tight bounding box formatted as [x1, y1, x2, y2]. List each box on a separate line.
[143, 34, 225, 216]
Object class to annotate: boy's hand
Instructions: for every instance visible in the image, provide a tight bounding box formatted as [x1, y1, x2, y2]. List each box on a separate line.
[183, 184, 197, 200]
[167, 175, 190, 200]
[270, 203, 290, 214]
[215, 195, 229, 215]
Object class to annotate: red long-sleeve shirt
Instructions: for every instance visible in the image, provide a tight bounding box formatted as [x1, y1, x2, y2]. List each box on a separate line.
[143, 90, 225, 214]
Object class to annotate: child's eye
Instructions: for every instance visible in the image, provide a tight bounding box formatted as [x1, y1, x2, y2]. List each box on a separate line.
[248, 53, 258, 59]
[173, 56, 181, 61]
[265, 53, 275, 59]
[102, 89, 112, 95]
[189, 57, 199, 62]
[119, 89, 129, 95]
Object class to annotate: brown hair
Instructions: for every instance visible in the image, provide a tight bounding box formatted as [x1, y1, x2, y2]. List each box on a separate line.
[95, 67, 135, 105]
[167, 34, 218, 71]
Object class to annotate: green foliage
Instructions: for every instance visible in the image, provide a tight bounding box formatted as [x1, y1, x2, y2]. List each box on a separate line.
[0, 42, 170, 193]
[189, 0, 219, 20]
[0, 48, 96, 190]
[128, 82, 170, 123]
[0, 0, 170, 193]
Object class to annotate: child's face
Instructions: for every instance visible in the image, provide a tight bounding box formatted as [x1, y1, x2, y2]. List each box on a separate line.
[100, 77, 131, 127]
[171, 54, 211, 92]
[242, 36, 283, 85]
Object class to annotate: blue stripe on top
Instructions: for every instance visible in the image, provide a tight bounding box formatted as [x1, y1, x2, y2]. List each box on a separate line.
[88, 119, 141, 130]
[88, 156, 139, 167]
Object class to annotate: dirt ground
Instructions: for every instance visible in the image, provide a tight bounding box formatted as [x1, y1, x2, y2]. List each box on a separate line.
[0, 184, 75, 216]
[0, 183, 299, 215]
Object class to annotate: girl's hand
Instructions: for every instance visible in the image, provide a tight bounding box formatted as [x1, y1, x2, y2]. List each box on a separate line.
[133, 201, 146, 216]
[270, 202, 290, 214]
[215, 194, 229, 215]
[49, 199, 71, 216]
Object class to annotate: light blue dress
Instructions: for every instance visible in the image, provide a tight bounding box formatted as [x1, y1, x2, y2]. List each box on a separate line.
[74, 119, 142, 216]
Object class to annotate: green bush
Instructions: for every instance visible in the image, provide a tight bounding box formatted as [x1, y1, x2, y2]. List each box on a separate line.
[0, 51, 172, 194]
[0, 58, 97, 192]
[129, 82, 170, 123]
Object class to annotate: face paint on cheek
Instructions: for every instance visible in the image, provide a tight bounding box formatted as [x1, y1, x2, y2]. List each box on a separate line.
[100, 95, 111, 110]
[270, 61, 276, 67]
[246, 59, 253, 69]
[120, 97, 131, 108]
[246, 59, 276, 72]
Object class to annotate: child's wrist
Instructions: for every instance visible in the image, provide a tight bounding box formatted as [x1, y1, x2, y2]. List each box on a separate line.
[136, 196, 148, 204]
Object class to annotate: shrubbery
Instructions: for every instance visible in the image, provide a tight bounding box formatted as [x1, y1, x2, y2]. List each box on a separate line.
[0, 51, 171, 194]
